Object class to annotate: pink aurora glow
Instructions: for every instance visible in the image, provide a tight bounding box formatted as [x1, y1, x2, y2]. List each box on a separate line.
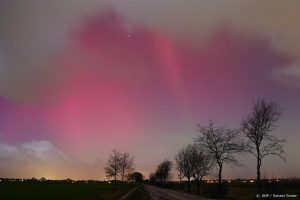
[0, 10, 299, 179]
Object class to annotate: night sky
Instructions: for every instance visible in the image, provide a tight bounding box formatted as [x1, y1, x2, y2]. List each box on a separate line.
[0, 0, 299, 180]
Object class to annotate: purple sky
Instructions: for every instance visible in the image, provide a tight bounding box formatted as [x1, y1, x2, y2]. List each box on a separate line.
[0, 0, 299, 180]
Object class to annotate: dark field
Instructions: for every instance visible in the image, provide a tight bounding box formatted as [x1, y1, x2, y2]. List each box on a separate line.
[223, 182, 300, 200]
[225, 182, 300, 200]
[1, 180, 299, 200]
[156, 180, 300, 200]
[0, 182, 135, 200]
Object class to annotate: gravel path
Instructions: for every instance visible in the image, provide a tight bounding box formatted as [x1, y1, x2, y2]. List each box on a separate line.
[144, 184, 214, 200]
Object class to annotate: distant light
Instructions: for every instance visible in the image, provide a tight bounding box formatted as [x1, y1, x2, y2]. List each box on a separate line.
[21, 179, 24, 182]
[243, 180, 247, 183]
[268, 180, 271, 183]
[227, 180, 231, 183]
[250, 180, 254, 183]
[276, 179, 279, 182]
[108, 181, 111, 184]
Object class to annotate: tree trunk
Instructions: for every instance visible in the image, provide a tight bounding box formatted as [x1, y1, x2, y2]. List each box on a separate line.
[257, 157, 261, 194]
[196, 180, 200, 195]
[217, 164, 223, 194]
[121, 171, 124, 184]
[179, 174, 182, 190]
[114, 175, 117, 188]
[187, 177, 191, 192]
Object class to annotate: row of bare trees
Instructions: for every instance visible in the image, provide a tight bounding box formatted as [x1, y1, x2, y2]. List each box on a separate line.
[104, 99, 285, 194]
[149, 159, 173, 184]
[104, 149, 134, 186]
[174, 99, 286, 194]
[175, 144, 213, 194]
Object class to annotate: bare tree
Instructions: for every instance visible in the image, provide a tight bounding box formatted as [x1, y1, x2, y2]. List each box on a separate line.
[174, 151, 184, 187]
[155, 159, 172, 183]
[161, 159, 172, 182]
[149, 172, 157, 183]
[195, 120, 244, 193]
[119, 152, 134, 184]
[104, 149, 122, 187]
[175, 145, 194, 192]
[241, 99, 285, 193]
[127, 172, 144, 183]
[190, 144, 214, 194]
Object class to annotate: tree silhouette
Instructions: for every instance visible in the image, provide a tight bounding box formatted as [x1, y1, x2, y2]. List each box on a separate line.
[149, 172, 157, 183]
[190, 144, 213, 194]
[119, 152, 134, 184]
[175, 144, 194, 192]
[127, 172, 144, 183]
[241, 99, 285, 193]
[104, 149, 122, 187]
[155, 159, 172, 183]
[174, 151, 184, 188]
[195, 120, 244, 194]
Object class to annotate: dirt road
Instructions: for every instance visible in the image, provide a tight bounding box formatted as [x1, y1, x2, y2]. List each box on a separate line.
[144, 184, 214, 200]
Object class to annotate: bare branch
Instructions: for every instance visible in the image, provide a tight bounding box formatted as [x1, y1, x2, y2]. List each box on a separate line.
[241, 99, 286, 192]
[195, 120, 244, 192]
[104, 149, 122, 182]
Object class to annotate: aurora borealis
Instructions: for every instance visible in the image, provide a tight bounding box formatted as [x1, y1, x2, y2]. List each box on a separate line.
[0, 0, 299, 180]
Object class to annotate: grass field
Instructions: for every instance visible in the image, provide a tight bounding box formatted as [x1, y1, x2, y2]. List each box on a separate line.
[221, 182, 300, 200]
[156, 180, 300, 200]
[1, 180, 299, 200]
[0, 182, 135, 200]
